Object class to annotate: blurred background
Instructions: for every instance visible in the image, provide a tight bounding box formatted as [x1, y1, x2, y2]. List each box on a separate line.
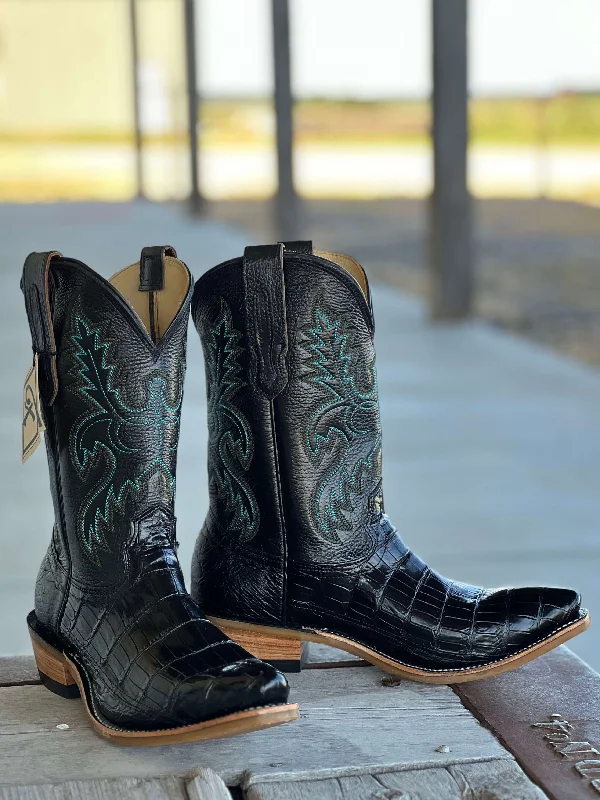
[1, 0, 599, 669]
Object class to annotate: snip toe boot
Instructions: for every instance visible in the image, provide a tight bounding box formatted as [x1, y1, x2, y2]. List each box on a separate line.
[190, 241, 589, 683]
[22, 246, 297, 744]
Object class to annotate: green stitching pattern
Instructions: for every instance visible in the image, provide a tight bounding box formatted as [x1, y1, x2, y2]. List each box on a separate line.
[69, 315, 181, 562]
[303, 308, 381, 537]
[204, 299, 258, 541]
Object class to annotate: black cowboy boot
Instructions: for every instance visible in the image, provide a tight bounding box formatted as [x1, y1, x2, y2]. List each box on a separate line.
[191, 241, 589, 683]
[22, 246, 297, 744]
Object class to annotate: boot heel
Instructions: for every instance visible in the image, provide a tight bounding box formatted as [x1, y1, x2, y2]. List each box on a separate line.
[29, 625, 80, 699]
[216, 621, 308, 673]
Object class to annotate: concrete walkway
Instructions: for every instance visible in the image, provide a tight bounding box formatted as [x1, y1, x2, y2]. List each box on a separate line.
[1, 202, 598, 672]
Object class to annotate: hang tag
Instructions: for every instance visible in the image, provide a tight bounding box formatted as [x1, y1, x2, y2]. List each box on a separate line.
[22, 354, 46, 463]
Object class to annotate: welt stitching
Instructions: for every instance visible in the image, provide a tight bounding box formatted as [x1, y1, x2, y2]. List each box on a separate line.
[288, 604, 584, 672]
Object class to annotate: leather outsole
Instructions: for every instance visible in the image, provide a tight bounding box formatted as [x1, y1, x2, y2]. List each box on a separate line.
[28, 614, 299, 745]
[211, 611, 591, 684]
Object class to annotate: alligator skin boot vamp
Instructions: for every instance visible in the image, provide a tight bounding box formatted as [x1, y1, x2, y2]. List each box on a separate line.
[22, 246, 297, 745]
[190, 241, 590, 683]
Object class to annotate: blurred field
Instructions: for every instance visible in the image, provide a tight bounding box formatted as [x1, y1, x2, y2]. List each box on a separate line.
[2, 95, 599, 368]
[4, 95, 598, 146]
[201, 94, 600, 146]
[1, 96, 599, 203]
[2, 140, 599, 203]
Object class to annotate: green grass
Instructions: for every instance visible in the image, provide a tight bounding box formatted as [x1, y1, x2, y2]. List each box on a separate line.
[203, 95, 600, 146]
[2, 95, 599, 147]
[470, 94, 600, 144]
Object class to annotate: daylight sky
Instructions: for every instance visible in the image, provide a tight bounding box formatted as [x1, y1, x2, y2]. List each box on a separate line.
[197, 0, 600, 98]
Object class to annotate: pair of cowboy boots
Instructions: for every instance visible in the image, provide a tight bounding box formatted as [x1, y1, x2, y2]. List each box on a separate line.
[22, 242, 589, 745]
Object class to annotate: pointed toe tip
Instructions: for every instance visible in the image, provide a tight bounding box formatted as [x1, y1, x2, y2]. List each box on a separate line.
[508, 585, 582, 628]
[545, 586, 582, 625]
[173, 658, 290, 727]
[498, 585, 584, 652]
[221, 657, 290, 707]
[252, 660, 291, 706]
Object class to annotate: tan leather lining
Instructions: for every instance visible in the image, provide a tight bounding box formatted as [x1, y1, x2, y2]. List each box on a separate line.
[315, 249, 369, 298]
[108, 256, 190, 341]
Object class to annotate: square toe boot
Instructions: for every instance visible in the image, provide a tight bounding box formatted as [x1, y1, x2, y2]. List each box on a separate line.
[190, 241, 589, 683]
[22, 246, 297, 744]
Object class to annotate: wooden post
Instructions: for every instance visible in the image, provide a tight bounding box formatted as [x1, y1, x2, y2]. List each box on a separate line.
[429, 0, 472, 319]
[128, 0, 143, 198]
[271, 0, 298, 239]
[184, 0, 203, 213]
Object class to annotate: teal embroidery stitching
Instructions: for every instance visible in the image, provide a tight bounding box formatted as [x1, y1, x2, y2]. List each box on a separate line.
[205, 299, 258, 541]
[69, 315, 182, 562]
[303, 308, 381, 537]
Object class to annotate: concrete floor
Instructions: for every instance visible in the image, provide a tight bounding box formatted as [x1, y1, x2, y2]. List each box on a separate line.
[1, 201, 599, 671]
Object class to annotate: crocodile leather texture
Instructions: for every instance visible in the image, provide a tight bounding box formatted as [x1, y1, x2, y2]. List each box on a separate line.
[191, 244, 584, 672]
[23, 251, 288, 730]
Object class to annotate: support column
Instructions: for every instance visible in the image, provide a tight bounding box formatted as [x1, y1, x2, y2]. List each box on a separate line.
[129, 0, 143, 198]
[184, 0, 203, 213]
[429, 0, 473, 319]
[271, 0, 298, 239]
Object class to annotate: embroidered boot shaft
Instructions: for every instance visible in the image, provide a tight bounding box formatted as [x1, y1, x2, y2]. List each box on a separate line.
[191, 241, 589, 682]
[22, 247, 296, 744]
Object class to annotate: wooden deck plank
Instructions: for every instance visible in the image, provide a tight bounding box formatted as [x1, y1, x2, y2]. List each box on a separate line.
[289, 664, 463, 709]
[245, 759, 545, 799]
[0, 658, 38, 688]
[305, 643, 364, 669]
[186, 769, 232, 800]
[0, 771, 233, 800]
[0, 777, 187, 799]
[455, 646, 600, 800]
[0, 667, 505, 787]
[448, 760, 547, 799]
[245, 768, 461, 800]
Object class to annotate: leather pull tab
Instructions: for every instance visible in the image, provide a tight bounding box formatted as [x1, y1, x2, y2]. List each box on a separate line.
[279, 240, 313, 254]
[21, 251, 63, 406]
[243, 243, 288, 399]
[139, 245, 176, 292]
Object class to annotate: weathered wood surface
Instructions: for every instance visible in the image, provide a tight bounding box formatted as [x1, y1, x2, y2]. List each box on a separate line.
[0, 777, 187, 800]
[0, 657, 37, 688]
[186, 769, 232, 800]
[0, 666, 505, 787]
[0, 769, 232, 800]
[305, 643, 365, 669]
[245, 759, 546, 799]
[456, 646, 600, 800]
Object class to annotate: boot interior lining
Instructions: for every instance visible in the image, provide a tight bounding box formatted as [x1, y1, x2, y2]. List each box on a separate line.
[108, 256, 190, 341]
[314, 249, 369, 298]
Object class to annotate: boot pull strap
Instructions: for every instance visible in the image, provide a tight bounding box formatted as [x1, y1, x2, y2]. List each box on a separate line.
[139, 245, 177, 343]
[139, 245, 176, 291]
[243, 243, 288, 399]
[21, 251, 63, 406]
[279, 240, 313, 254]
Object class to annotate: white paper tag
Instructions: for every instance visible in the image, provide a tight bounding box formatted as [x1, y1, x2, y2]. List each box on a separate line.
[22, 354, 46, 463]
